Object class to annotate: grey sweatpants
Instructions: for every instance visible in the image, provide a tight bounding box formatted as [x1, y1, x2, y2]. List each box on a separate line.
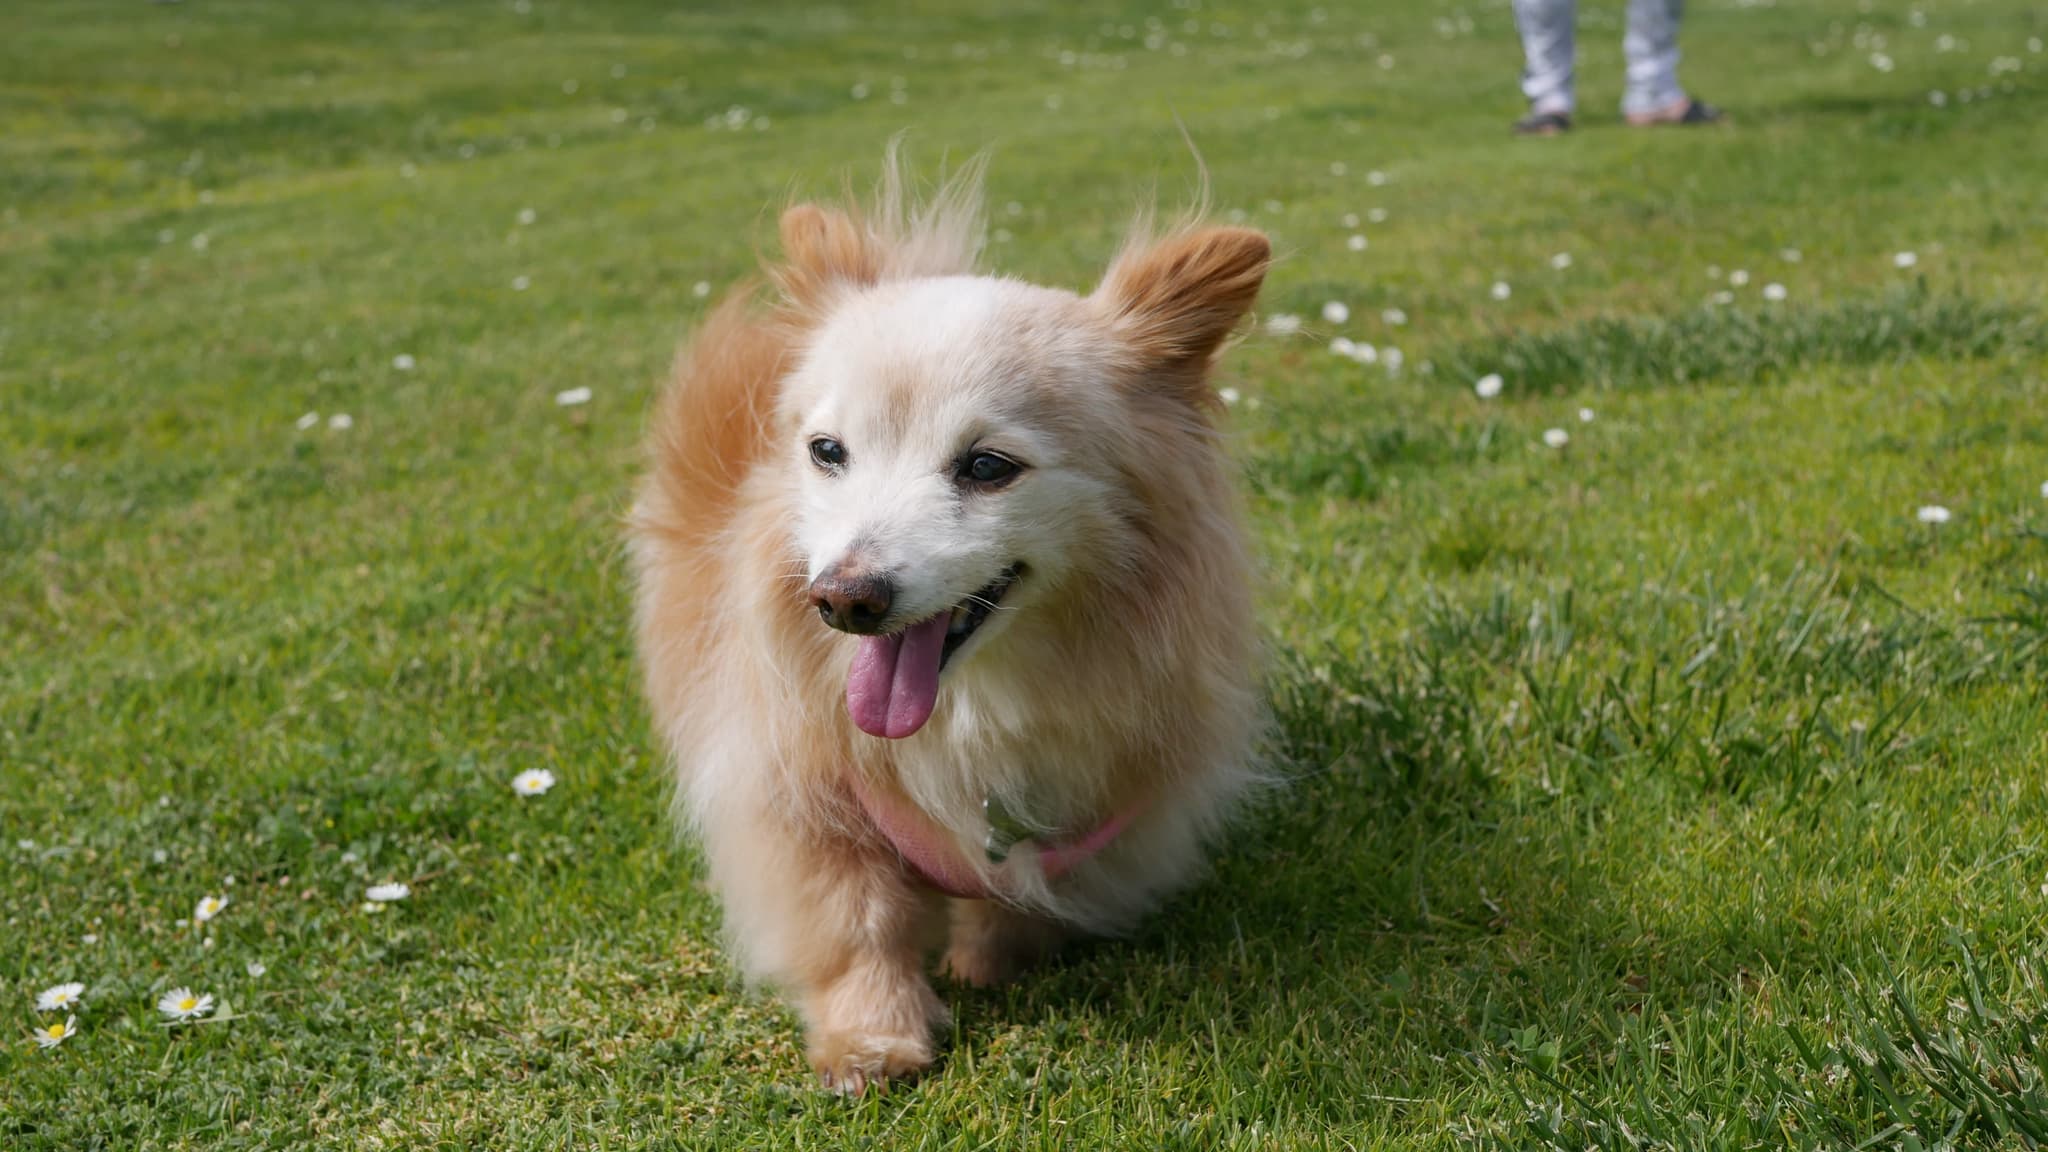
[1513, 0, 1687, 117]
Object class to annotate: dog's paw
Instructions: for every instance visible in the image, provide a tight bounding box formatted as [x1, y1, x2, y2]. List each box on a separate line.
[938, 939, 1016, 988]
[809, 1029, 933, 1094]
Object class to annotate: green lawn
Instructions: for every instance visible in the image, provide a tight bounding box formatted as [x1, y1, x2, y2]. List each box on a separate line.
[5, 0, 2048, 1146]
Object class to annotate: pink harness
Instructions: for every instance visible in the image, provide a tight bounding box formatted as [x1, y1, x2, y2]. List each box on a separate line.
[849, 774, 1140, 900]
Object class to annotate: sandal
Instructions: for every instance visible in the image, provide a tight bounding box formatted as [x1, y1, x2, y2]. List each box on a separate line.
[1627, 98, 1724, 127]
[1512, 109, 1573, 136]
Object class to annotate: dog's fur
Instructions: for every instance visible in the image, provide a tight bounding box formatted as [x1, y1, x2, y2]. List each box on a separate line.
[629, 154, 1268, 1090]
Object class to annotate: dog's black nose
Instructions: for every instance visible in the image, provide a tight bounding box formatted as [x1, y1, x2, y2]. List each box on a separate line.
[810, 567, 894, 634]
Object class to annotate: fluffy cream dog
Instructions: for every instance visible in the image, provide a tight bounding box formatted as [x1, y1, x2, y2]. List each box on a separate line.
[630, 155, 1268, 1090]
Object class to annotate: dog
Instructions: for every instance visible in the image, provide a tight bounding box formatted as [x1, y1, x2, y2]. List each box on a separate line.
[629, 152, 1269, 1090]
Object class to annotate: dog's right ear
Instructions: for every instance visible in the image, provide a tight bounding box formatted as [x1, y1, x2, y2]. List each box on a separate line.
[775, 203, 877, 311]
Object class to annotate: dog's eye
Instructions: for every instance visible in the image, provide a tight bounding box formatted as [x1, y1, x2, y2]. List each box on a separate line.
[957, 451, 1021, 488]
[808, 437, 847, 471]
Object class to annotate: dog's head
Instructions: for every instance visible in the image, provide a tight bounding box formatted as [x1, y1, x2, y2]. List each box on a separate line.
[773, 201, 1268, 738]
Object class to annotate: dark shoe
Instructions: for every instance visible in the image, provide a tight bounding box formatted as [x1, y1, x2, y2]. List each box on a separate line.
[1627, 98, 1723, 126]
[1512, 110, 1573, 136]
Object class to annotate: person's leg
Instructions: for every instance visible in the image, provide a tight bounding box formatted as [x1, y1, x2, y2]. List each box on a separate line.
[1513, 0, 1577, 117]
[1622, 0, 1687, 118]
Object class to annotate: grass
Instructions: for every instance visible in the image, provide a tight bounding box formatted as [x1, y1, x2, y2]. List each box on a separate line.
[4, 0, 2047, 1147]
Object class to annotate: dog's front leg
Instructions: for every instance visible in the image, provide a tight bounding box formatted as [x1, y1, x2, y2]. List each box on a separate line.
[760, 825, 947, 1092]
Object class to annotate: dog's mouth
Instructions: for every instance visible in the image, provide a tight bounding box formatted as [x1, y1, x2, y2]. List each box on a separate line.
[845, 564, 1023, 740]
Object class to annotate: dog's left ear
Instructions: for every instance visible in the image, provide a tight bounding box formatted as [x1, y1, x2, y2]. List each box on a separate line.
[1093, 226, 1270, 373]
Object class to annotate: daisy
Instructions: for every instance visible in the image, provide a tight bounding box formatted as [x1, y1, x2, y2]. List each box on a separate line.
[328, 414, 352, 430]
[692, 281, 711, 298]
[1780, 248, 1802, 262]
[1894, 251, 1918, 269]
[37, 983, 85, 1012]
[392, 353, 417, 371]
[366, 882, 411, 902]
[512, 768, 557, 797]
[1264, 313, 1303, 336]
[512, 275, 531, 292]
[1329, 336, 1356, 357]
[1763, 283, 1789, 302]
[295, 411, 320, 430]
[1217, 387, 1241, 407]
[1550, 252, 1572, 270]
[1490, 281, 1511, 301]
[1350, 342, 1379, 365]
[517, 207, 537, 226]
[1543, 428, 1570, 449]
[2040, 481, 2047, 498]
[1381, 308, 1407, 326]
[1916, 505, 1951, 524]
[34, 1016, 76, 1049]
[554, 387, 592, 407]
[1366, 170, 1388, 186]
[1367, 208, 1388, 224]
[1578, 408, 1595, 423]
[1474, 373, 1504, 399]
[1321, 300, 1349, 324]
[1729, 269, 1750, 287]
[159, 988, 214, 1021]
[194, 895, 228, 922]
[246, 961, 267, 978]
[1346, 234, 1367, 252]
[1382, 347, 1404, 372]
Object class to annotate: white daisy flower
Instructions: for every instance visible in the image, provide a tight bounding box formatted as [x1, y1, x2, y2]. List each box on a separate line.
[295, 411, 320, 430]
[246, 961, 267, 978]
[34, 1016, 76, 1049]
[360, 901, 387, 914]
[1329, 336, 1356, 357]
[1490, 281, 1511, 301]
[366, 882, 410, 902]
[692, 281, 711, 298]
[1916, 505, 1951, 524]
[193, 895, 228, 922]
[340, 850, 359, 864]
[1474, 373, 1504, 399]
[1710, 290, 1735, 306]
[392, 353, 417, 371]
[1347, 234, 1367, 252]
[1729, 269, 1750, 287]
[158, 988, 214, 1021]
[1381, 347, 1404, 372]
[512, 768, 557, 797]
[1706, 265, 1723, 281]
[1329, 161, 1347, 176]
[2040, 481, 2047, 499]
[1929, 90, 1948, 107]
[1321, 300, 1349, 324]
[1780, 248, 1802, 262]
[190, 233, 210, 251]
[517, 208, 537, 226]
[1578, 408, 1595, 423]
[1381, 308, 1406, 326]
[511, 275, 531, 291]
[554, 387, 592, 407]
[1870, 52, 1893, 72]
[328, 413, 353, 431]
[1367, 208, 1388, 223]
[81, 934, 97, 945]
[1264, 313, 1303, 336]
[1894, 251, 1918, 269]
[36, 983, 85, 1012]
[1550, 252, 1572, 270]
[1350, 342, 1379, 365]
[1217, 387, 1241, 407]
[1543, 428, 1570, 449]
[1763, 283, 1789, 302]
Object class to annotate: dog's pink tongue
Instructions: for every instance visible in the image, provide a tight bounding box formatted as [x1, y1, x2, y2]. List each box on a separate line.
[846, 615, 951, 739]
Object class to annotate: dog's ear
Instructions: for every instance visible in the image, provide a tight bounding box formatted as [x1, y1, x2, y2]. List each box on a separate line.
[775, 203, 877, 310]
[1094, 227, 1270, 371]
